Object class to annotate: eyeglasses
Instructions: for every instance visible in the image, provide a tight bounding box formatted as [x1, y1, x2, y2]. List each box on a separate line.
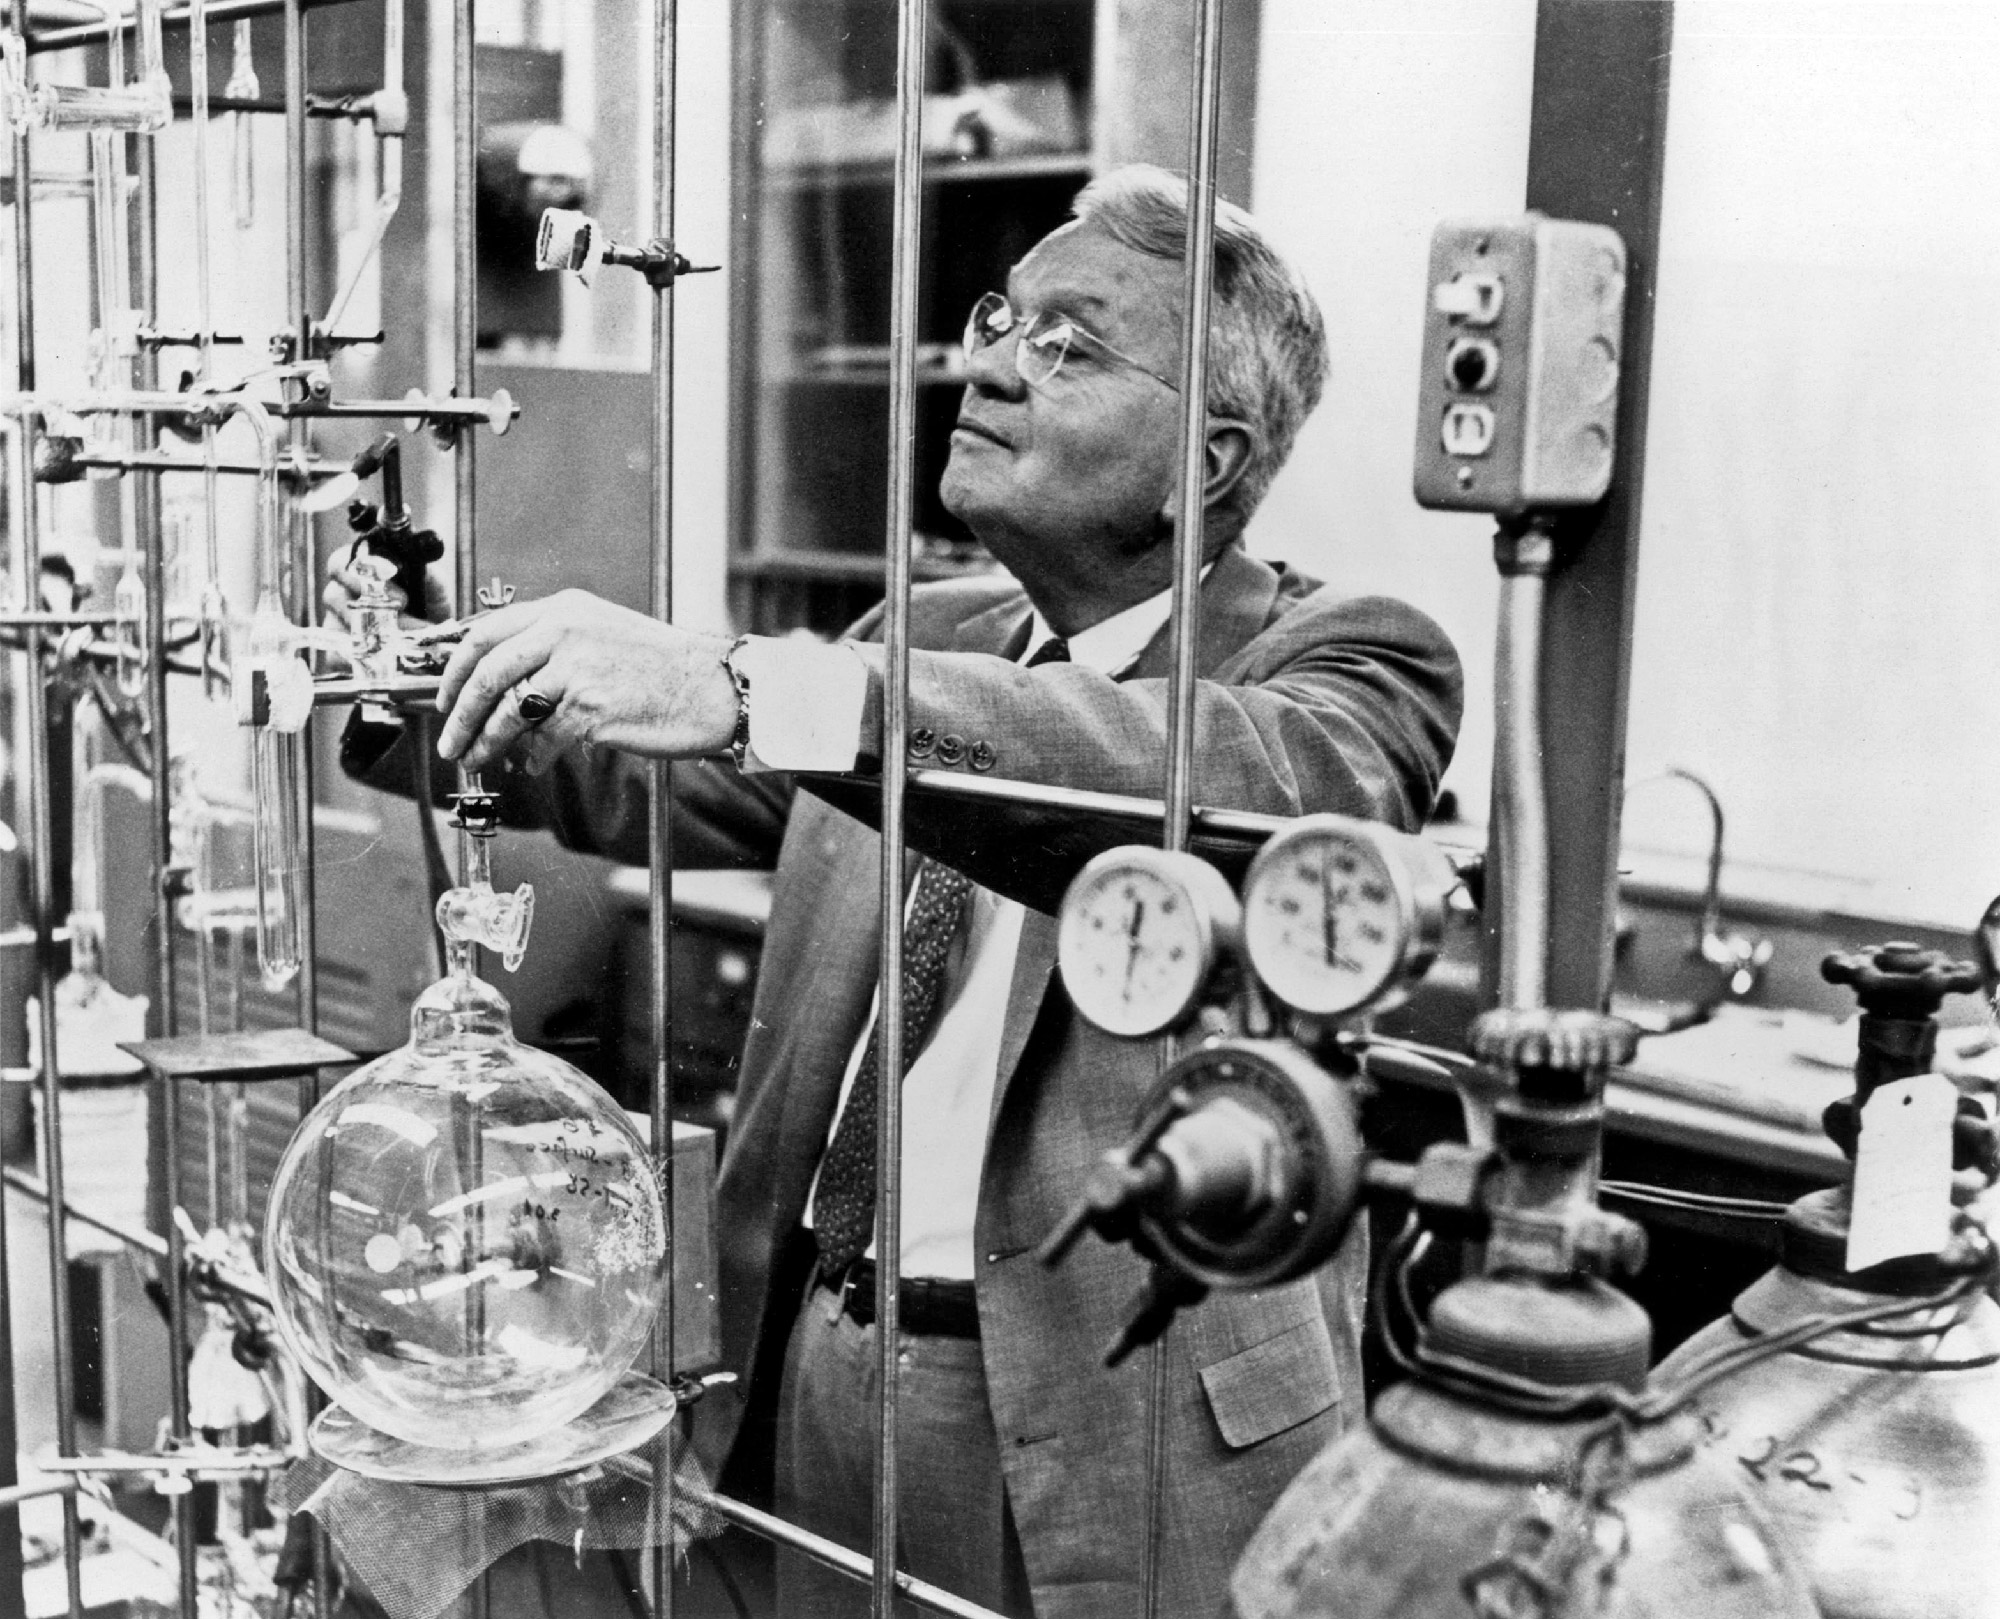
[961, 291, 1180, 393]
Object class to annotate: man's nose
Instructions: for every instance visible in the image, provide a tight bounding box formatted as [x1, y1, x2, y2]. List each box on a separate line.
[963, 329, 1028, 400]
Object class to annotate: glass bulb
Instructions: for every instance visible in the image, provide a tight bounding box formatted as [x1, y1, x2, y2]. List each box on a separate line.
[264, 968, 667, 1455]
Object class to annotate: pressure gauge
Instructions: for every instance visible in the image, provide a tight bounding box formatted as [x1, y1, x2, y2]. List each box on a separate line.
[1058, 847, 1242, 1038]
[1241, 814, 1457, 1019]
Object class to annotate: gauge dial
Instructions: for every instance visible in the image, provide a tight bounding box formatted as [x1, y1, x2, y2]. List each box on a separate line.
[1242, 815, 1455, 1018]
[1058, 848, 1242, 1038]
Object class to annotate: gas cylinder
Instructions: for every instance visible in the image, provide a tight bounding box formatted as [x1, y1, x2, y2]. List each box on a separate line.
[1232, 1009, 1820, 1619]
[1653, 942, 2000, 1619]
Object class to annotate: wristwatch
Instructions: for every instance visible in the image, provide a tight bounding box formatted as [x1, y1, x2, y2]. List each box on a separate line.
[720, 635, 753, 768]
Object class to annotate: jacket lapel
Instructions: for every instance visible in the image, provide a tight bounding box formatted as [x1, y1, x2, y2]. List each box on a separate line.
[1128, 543, 1283, 682]
[952, 594, 1035, 658]
[988, 546, 1285, 1131]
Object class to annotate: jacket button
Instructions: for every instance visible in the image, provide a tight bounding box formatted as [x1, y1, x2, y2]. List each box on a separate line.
[936, 733, 966, 766]
[908, 727, 935, 758]
[969, 741, 997, 772]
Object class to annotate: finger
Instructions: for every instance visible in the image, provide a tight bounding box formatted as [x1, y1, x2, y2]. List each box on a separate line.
[435, 601, 545, 714]
[458, 674, 576, 774]
[436, 630, 560, 763]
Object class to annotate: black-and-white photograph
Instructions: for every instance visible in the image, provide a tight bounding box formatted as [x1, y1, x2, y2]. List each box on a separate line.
[0, 2, 1994, 1616]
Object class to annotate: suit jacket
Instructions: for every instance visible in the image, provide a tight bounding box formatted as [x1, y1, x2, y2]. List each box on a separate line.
[349, 545, 1461, 1619]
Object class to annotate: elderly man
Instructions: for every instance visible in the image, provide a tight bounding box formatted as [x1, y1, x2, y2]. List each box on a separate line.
[338, 164, 1460, 1618]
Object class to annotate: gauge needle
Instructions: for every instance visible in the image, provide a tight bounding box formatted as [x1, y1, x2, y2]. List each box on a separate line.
[1123, 899, 1146, 990]
[1318, 862, 1342, 966]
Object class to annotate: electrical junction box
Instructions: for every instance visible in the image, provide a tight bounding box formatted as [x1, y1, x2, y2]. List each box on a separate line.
[1413, 215, 1627, 516]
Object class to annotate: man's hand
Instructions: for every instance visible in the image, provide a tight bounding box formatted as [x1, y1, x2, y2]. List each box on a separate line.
[322, 540, 453, 631]
[433, 588, 738, 773]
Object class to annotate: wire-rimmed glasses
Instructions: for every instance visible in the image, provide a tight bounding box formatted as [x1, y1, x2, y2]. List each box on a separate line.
[961, 291, 1180, 393]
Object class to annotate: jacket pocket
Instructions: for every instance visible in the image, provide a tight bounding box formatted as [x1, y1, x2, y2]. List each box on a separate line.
[1196, 1316, 1340, 1450]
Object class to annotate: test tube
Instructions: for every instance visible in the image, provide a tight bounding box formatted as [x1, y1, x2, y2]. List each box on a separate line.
[241, 390, 305, 989]
[247, 593, 306, 990]
[227, 21, 259, 230]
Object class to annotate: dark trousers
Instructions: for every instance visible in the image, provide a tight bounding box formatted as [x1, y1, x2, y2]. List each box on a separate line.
[773, 1280, 1032, 1618]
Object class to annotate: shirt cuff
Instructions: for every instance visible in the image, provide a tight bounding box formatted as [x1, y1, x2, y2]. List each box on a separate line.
[733, 637, 872, 772]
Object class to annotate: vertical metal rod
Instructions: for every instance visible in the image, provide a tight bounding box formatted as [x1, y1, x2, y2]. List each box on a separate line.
[284, 0, 309, 359]
[1159, 0, 1226, 855]
[0, 1150, 21, 1618]
[0, 45, 24, 1619]
[9, 8, 85, 1609]
[141, 18, 175, 1051]
[875, 0, 930, 1613]
[132, 69, 198, 1619]
[279, 12, 332, 1617]
[1146, 7, 1227, 1617]
[452, 0, 476, 621]
[646, 2, 681, 1616]
[160, 1074, 199, 1619]
[450, 12, 485, 1619]
[282, 0, 318, 1043]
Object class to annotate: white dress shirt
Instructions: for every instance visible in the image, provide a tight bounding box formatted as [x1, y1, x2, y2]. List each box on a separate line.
[744, 583, 1189, 1277]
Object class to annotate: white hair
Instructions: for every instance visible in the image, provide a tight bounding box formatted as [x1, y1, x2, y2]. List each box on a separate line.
[1070, 165, 1329, 524]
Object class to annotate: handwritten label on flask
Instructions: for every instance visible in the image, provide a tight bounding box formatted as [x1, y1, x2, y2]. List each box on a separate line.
[1847, 1072, 1956, 1271]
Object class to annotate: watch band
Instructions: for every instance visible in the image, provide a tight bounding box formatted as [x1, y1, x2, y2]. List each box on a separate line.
[720, 634, 753, 767]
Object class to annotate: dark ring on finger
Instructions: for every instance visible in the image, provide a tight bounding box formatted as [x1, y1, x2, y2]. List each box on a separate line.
[515, 684, 558, 724]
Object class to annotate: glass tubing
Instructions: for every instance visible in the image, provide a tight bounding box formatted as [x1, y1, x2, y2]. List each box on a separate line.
[2, 3, 348, 1617]
[0, 0, 1229, 1612]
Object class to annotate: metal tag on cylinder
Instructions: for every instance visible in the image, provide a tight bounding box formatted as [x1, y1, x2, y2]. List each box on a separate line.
[1653, 943, 2000, 1619]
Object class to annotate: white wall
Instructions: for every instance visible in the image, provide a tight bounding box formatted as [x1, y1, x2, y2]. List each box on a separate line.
[1251, 0, 2000, 928]
[1250, 0, 1535, 833]
[663, 0, 734, 634]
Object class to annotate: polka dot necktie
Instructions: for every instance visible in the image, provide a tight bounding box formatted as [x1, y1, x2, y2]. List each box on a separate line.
[810, 858, 978, 1276]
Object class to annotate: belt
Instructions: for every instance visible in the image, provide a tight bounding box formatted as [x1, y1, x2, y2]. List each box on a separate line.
[814, 1250, 980, 1339]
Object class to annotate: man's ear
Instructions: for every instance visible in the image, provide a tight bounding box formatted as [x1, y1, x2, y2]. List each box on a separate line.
[1202, 419, 1255, 509]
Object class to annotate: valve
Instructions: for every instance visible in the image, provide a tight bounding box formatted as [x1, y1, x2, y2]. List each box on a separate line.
[1040, 1040, 1369, 1364]
[439, 789, 534, 971]
[1818, 942, 1993, 1183]
[536, 207, 719, 290]
[435, 880, 534, 974]
[1822, 940, 1979, 1033]
[1461, 1008, 1650, 1280]
[334, 433, 445, 616]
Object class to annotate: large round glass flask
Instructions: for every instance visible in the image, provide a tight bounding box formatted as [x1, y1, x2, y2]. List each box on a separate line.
[264, 960, 668, 1461]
